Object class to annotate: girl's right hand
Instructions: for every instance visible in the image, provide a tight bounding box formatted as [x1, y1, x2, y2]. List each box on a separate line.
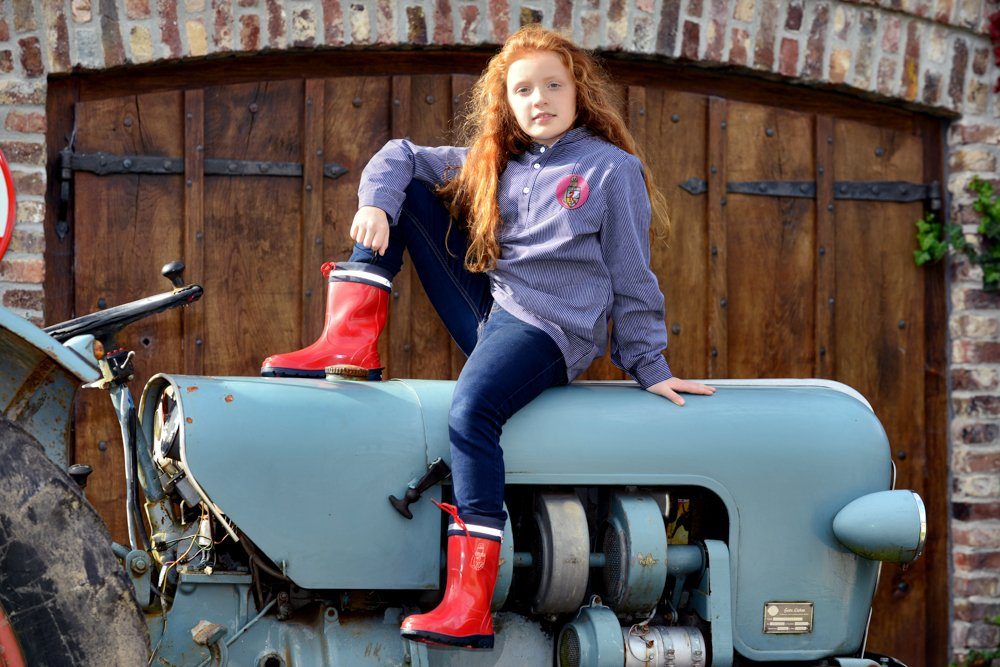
[350, 206, 390, 256]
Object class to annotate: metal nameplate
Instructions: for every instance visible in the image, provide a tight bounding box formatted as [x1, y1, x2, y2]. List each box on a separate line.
[763, 601, 813, 634]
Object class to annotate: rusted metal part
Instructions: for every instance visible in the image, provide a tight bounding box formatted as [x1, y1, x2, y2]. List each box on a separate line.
[0, 600, 27, 667]
[3, 357, 56, 423]
[191, 620, 228, 667]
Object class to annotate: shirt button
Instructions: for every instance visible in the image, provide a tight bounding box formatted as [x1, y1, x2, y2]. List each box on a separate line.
[522, 187, 530, 194]
[533, 163, 540, 169]
[539, 147, 546, 153]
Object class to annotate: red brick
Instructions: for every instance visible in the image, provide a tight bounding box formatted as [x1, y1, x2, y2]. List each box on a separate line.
[459, 4, 479, 43]
[954, 549, 1000, 571]
[0, 51, 13, 74]
[705, 0, 726, 60]
[956, 124, 1000, 144]
[0, 19, 9, 41]
[239, 14, 259, 50]
[934, 0, 955, 23]
[16, 201, 43, 224]
[553, 0, 572, 32]
[0, 257, 43, 283]
[959, 424, 1000, 445]
[11, 171, 44, 197]
[13, 0, 36, 32]
[156, 1, 180, 57]
[954, 574, 1000, 598]
[687, 0, 703, 18]
[876, 56, 896, 95]
[406, 6, 427, 44]
[949, 38, 968, 108]
[71, 0, 91, 23]
[0, 141, 43, 166]
[8, 229, 42, 254]
[954, 599, 1000, 622]
[953, 368, 1000, 391]
[1, 288, 41, 311]
[18, 37, 43, 78]
[901, 21, 920, 101]
[729, 27, 748, 65]
[213, 0, 234, 50]
[754, 0, 779, 69]
[46, 1, 72, 73]
[238, 0, 255, 5]
[656, 0, 681, 54]
[954, 395, 1000, 417]
[972, 46, 989, 76]
[922, 71, 941, 105]
[954, 502, 1000, 520]
[4, 111, 45, 134]
[321, 0, 343, 45]
[434, 0, 453, 44]
[967, 621, 1000, 649]
[519, 6, 542, 27]
[881, 15, 900, 54]
[955, 450, 1000, 474]
[125, 0, 150, 19]
[372, 0, 391, 44]
[607, 0, 627, 48]
[802, 4, 828, 79]
[677, 20, 699, 59]
[580, 12, 600, 48]
[488, 0, 509, 43]
[100, 1, 125, 66]
[953, 341, 1000, 365]
[265, 0, 285, 46]
[785, 0, 803, 30]
[778, 37, 798, 76]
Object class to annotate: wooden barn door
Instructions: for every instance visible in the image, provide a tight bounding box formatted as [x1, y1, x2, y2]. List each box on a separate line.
[52, 64, 944, 666]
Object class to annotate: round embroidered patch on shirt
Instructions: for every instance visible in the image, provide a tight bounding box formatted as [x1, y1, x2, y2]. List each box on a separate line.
[556, 174, 590, 209]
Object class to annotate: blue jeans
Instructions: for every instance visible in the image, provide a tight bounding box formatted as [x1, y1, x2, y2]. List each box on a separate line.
[351, 182, 567, 531]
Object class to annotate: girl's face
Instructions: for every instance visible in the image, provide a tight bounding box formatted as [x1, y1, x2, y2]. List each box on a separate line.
[506, 50, 577, 146]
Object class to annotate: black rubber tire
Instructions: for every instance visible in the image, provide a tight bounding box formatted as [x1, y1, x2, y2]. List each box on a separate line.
[0, 417, 149, 665]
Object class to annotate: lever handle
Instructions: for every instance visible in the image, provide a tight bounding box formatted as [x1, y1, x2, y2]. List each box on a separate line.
[389, 458, 452, 520]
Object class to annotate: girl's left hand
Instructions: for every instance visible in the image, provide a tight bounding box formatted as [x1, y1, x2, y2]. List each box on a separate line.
[646, 377, 716, 407]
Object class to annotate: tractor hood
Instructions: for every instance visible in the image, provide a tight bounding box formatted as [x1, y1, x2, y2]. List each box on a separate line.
[140, 375, 891, 660]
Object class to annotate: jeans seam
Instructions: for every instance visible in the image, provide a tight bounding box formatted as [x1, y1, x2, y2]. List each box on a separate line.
[499, 355, 566, 414]
[402, 207, 486, 324]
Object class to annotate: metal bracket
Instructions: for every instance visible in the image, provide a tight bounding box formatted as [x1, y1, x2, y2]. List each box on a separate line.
[124, 549, 153, 610]
[62, 150, 348, 180]
[690, 539, 733, 667]
[678, 178, 941, 210]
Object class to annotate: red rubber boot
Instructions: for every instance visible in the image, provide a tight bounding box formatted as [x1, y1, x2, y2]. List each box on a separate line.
[400, 503, 502, 649]
[260, 262, 392, 380]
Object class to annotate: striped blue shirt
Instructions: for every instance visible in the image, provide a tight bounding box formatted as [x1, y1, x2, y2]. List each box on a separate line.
[357, 126, 672, 387]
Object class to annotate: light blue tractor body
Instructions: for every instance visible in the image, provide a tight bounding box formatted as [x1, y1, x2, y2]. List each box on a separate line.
[0, 303, 924, 667]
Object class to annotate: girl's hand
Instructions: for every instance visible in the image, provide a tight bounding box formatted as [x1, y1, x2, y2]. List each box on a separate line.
[350, 206, 391, 256]
[646, 377, 716, 407]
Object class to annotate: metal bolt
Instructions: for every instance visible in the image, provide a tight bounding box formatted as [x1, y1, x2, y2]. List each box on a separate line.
[827, 135, 833, 144]
[305, 289, 313, 298]
[720, 121, 727, 129]
[711, 347, 718, 358]
[316, 148, 323, 157]
[186, 112, 193, 120]
[98, 440, 108, 451]
[259, 163, 269, 173]
[827, 203, 834, 212]
[425, 95, 435, 104]
[453, 96, 460, 105]
[819, 246, 826, 256]
[306, 98, 313, 107]
[758, 183, 767, 192]
[817, 165, 825, 175]
[720, 197, 727, 206]
[249, 103, 259, 113]
[315, 237, 322, 245]
[765, 128, 774, 137]
[671, 114, 680, 123]
[131, 557, 148, 574]
[819, 347, 826, 357]
[898, 319, 906, 329]
[720, 297, 727, 308]
[122, 159, 133, 169]
[403, 343, 412, 352]
[228, 162, 237, 172]
[123, 117, 133, 128]
[163, 160, 171, 169]
[187, 179, 193, 187]
[874, 147, 885, 157]
[799, 184, 810, 193]
[352, 97, 362, 108]
[711, 246, 718, 257]
[671, 323, 681, 335]
[195, 231, 203, 240]
[710, 165, 718, 175]
[896, 450, 907, 460]
[97, 297, 107, 309]
[828, 297, 835, 306]
[392, 291, 400, 299]
[306, 183, 313, 192]
[639, 107, 646, 116]
[196, 144, 204, 152]
[195, 338, 203, 346]
[393, 98, 401, 107]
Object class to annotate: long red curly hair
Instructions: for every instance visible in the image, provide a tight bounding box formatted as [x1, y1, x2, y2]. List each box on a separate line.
[439, 24, 670, 273]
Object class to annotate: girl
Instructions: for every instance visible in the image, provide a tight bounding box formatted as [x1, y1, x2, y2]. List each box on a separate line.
[261, 25, 714, 649]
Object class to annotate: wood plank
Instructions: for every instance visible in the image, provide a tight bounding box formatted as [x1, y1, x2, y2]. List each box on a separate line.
[202, 79, 303, 375]
[448, 74, 477, 380]
[833, 117, 926, 667]
[918, 114, 949, 667]
[73, 91, 185, 542]
[725, 101, 816, 378]
[321, 76, 392, 374]
[814, 115, 835, 378]
[388, 75, 413, 379]
[644, 88, 709, 381]
[43, 78, 79, 325]
[706, 97, 727, 378]
[301, 80, 326, 347]
[183, 89, 205, 374]
[405, 74, 455, 381]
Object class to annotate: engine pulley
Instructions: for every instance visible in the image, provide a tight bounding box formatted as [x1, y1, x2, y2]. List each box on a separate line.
[531, 492, 590, 614]
[600, 493, 669, 616]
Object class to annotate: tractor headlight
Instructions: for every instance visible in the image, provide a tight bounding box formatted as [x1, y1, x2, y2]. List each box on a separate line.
[832, 490, 926, 563]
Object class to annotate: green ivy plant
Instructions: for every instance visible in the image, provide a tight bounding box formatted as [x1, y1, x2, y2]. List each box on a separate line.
[915, 176, 1000, 291]
[948, 614, 1000, 667]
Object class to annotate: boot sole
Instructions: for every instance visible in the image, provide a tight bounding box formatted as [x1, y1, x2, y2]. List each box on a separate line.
[401, 629, 494, 650]
[261, 366, 383, 381]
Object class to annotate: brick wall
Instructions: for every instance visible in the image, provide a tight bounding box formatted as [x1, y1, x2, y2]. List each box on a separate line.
[0, 0, 997, 659]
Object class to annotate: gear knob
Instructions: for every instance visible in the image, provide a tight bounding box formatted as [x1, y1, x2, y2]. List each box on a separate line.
[161, 260, 186, 288]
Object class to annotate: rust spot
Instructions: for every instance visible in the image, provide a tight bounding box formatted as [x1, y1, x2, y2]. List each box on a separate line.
[186, 417, 193, 424]
[186, 386, 198, 393]
[224, 395, 234, 403]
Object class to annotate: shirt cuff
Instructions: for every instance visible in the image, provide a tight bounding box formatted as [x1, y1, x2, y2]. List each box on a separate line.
[632, 354, 673, 389]
[358, 188, 404, 226]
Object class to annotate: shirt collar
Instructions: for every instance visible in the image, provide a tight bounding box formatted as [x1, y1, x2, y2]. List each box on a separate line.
[528, 126, 593, 154]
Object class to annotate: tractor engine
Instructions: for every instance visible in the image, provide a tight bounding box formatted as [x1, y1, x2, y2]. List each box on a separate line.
[137, 375, 924, 666]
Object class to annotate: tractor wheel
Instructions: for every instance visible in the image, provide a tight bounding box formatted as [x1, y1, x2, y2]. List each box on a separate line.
[0, 417, 149, 665]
